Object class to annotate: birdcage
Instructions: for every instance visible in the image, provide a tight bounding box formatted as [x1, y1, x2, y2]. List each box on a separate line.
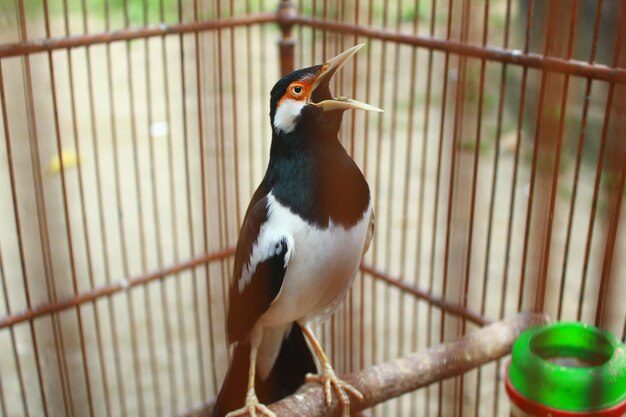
[0, 0, 625, 416]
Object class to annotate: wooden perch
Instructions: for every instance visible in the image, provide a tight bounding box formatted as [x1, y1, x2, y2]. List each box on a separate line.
[269, 312, 549, 416]
[192, 312, 548, 417]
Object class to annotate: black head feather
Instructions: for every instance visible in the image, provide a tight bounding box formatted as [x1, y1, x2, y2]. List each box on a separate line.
[269, 65, 321, 123]
[269, 64, 346, 141]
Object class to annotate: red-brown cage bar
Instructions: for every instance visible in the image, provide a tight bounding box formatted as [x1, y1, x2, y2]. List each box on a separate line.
[0, 0, 624, 416]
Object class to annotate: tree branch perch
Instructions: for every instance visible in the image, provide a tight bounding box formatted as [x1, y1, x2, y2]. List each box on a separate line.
[269, 312, 549, 416]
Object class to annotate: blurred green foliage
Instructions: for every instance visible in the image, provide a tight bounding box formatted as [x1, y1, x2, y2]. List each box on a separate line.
[298, 0, 430, 25]
[5, 0, 277, 26]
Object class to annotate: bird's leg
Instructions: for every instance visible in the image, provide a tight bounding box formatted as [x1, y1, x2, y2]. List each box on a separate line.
[300, 324, 363, 417]
[225, 344, 275, 417]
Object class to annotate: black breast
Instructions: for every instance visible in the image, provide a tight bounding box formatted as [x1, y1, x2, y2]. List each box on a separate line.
[266, 137, 370, 229]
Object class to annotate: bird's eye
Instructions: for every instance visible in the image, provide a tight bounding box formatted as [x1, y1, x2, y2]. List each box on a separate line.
[291, 85, 304, 96]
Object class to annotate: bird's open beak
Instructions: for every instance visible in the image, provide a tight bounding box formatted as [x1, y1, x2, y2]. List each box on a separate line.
[309, 44, 383, 113]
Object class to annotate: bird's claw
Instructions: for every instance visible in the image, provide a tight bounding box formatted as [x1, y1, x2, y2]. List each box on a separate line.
[225, 391, 276, 417]
[305, 365, 363, 417]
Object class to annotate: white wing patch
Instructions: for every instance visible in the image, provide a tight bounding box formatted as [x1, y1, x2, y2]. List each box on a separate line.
[237, 198, 296, 293]
[273, 99, 306, 134]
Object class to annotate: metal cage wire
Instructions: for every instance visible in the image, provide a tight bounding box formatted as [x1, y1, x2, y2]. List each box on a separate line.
[0, 0, 625, 416]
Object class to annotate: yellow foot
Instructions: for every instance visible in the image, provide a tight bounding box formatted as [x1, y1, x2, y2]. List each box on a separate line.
[306, 364, 363, 417]
[225, 391, 275, 417]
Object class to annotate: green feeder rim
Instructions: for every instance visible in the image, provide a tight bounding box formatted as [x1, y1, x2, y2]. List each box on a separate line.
[508, 321, 626, 412]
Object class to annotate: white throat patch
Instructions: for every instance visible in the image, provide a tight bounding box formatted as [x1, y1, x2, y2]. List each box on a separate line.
[273, 99, 306, 134]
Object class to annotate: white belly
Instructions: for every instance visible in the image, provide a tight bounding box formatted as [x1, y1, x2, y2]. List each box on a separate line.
[258, 194, 371, 328]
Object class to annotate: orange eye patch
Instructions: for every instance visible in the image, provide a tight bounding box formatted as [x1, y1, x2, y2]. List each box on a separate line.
[278, 79, 314, 106]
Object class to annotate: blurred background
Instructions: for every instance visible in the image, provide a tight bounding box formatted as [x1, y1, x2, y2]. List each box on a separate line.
[0, 0, 625, 416]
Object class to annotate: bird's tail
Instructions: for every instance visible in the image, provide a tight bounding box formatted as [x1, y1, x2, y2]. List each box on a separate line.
[211, 324, 316, 417]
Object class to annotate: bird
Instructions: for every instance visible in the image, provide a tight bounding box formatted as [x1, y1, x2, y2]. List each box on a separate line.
[212, 44, 381, 417]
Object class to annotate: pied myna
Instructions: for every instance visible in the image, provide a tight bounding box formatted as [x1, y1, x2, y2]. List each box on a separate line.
[212, 44, 381, 417]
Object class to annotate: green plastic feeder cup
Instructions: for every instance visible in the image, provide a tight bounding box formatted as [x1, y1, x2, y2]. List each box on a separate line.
[505, 322, 626, 417]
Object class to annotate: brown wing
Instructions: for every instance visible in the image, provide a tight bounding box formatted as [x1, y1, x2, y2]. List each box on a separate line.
[362, 209, 375, 256]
